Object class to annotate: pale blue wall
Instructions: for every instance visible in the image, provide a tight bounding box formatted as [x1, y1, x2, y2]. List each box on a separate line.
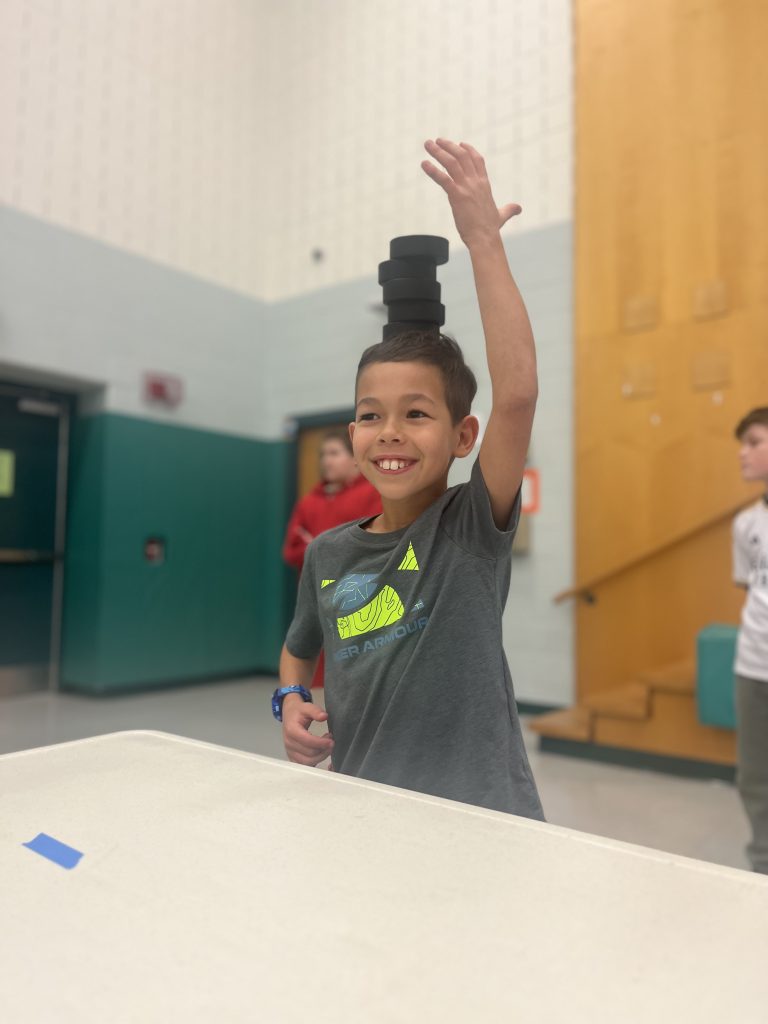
[0, 205, 268, 436]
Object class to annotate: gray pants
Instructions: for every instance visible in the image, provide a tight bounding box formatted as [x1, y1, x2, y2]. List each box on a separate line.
[736, 675, 768, 874]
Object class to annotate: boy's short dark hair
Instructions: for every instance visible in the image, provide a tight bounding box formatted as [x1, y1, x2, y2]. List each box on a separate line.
[321, 430, 353, 455]
[735, 407, 768, 439]
[356, 330, 477, 424]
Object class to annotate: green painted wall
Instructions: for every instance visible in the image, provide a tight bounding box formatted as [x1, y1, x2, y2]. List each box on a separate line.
[62, 413, 292, 693]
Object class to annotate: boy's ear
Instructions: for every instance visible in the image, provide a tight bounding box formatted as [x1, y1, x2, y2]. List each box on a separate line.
[454, 415, 480, 458]
[348, 421, 356, 446]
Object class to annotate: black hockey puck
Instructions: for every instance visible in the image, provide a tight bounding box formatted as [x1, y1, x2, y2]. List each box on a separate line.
[378, 258, 437, 284]
[382, 278, 441, 303]
[389, 235, 449, 265]
[387, 299, 445, 326]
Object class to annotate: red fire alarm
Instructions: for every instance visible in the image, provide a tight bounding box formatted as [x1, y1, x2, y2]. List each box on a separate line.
[143, 372, 183, 408]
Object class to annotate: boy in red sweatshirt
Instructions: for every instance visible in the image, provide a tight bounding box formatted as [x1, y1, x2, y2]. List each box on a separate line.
[283, 432, 381, 688]
[283, 432, 381, 572]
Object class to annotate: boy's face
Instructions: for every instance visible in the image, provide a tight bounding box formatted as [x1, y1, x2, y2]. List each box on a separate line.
[319, 440, 356, 485]
[350, 360, 477, 502]
[739, 423, 768, 484]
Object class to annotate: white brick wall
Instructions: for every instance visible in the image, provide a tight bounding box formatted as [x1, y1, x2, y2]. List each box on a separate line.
[261, 0, 573, 300]
[1, 0, 572, 302]
[0, 0, 266, 297]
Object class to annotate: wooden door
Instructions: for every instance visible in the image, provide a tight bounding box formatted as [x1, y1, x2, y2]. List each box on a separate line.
[297, 422, 352, 498]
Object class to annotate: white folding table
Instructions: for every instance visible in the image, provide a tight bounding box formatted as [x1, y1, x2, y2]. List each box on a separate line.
[2, 730, 767, 1023]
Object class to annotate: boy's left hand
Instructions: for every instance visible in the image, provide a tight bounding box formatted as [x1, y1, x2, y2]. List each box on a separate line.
[421, 139, 521, 248]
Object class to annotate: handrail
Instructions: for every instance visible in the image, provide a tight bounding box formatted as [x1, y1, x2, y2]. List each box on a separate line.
[554, 494, 759, 604]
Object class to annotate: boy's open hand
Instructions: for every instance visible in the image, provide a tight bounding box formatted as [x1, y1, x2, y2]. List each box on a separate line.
[282, 697, 334, 767]
[421, 138, 521, 248]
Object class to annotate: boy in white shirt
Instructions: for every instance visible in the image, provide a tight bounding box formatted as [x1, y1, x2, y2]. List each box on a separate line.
[733, 406, 768, 873]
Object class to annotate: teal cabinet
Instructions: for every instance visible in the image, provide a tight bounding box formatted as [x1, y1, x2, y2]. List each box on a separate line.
[696, 625, 738, 729]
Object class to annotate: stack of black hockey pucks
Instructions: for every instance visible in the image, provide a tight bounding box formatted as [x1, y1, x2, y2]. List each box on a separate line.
[378, 235, 449, 341]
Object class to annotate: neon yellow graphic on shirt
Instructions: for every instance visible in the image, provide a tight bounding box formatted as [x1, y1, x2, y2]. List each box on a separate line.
[337, 585, 405, 638]
[321, 579, 335, 588]
[397, 542, 419, 571]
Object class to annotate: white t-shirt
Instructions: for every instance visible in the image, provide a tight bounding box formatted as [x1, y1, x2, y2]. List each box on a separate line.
[733, 498, 768, 682]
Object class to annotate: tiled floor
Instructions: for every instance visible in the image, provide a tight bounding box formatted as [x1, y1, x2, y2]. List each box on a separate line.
[0, 675, 751, 872]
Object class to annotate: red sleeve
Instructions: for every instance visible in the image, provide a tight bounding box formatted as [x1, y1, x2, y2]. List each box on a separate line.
[282, 499, 310, 571]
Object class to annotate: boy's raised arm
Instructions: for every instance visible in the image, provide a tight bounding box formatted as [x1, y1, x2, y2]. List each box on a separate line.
[422, 138, 537, 529]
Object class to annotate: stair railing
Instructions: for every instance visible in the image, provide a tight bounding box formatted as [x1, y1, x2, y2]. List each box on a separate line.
[554, 495, 758, 605]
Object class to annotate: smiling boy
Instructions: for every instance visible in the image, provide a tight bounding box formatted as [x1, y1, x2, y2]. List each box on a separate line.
[273, 139, 544, 818]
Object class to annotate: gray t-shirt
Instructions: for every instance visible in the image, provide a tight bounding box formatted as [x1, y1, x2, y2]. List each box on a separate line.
[285, 458, 544, 819]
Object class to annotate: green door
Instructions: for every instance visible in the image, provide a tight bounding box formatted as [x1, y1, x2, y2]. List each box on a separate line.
[0, 387, 69, 695]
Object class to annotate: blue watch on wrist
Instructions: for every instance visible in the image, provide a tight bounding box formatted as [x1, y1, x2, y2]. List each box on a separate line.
[272, 685, 313, 722]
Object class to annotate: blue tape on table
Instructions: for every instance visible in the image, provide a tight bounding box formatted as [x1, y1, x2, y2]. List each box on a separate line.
[23, 833, 84, 870]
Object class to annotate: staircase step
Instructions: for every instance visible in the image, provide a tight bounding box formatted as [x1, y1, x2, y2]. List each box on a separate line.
[527, 707, 592, 742]
[582, 683, 650, 720]
[593, 691, 736, 764]
[635, 659, 696, 694]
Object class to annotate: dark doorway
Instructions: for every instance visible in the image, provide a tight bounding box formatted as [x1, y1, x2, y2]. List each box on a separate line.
[0, 384, 71, 695]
